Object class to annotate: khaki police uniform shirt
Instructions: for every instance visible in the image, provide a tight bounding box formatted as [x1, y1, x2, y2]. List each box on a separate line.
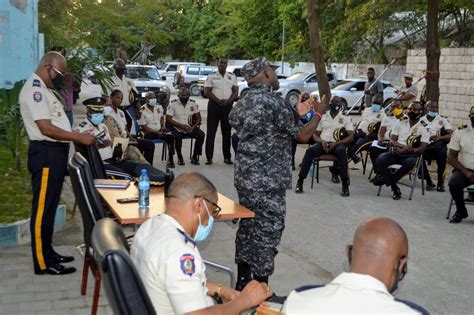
[358, 107, 385, 134]
[204, 71, 237, 100]
[74, 120, 113, 160]
[398, 84, 418, 108]
[139, 104, 164, 132]
[20, 73, 71, 142]
[104, 106, 128, 137]
[283, 273, 421, 314]
[380, 115, 400, 141]
[419, 114, 453, 138]
[131, 214, 213, 314]
[317, 112, 354, 142]
[107, 75, 137, 107]
[167, 99, 200, 126]
[391, 117, 430, 146]
[448, 125, 474, 170]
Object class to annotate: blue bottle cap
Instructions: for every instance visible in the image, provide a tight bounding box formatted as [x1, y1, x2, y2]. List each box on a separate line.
[141, 169, 147, 175]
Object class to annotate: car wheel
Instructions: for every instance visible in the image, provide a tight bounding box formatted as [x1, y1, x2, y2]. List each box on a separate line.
[240, 89, 249, 98]
[285, 91, 300, 107]
[189, 83, 200, 96]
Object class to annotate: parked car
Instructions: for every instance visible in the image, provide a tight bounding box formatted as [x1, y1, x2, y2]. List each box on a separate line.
[173, 65, 217, 96]
[312, 78, 397, 112]
[160, 61, 205, 80]
[274, 71, 338, 107]
[126, 65, 170, 108]
[85, 62, 114, 84]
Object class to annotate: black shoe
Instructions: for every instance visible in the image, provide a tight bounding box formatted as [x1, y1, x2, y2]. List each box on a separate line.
[178, 158, 185, 166]
[295, 183, 303, 194]
[426, 182, 436, 191]
[352, 156, 361, 164]
[341, 185, 350, 197]
[449, 212, 468, 224]
[53, 253, 75, 264]
[392, 186, 402, 200]
[331, 173, 340, 184]
[205, 159, 213, 165]
[224, 158, 233, 165]
[35, 263, 77, 275]
[235, 276, 253, 291]
[266, 293, 287, 304]
[436, 184, 445, 192]
[191, 157, 200, 165]
[167, 159, 175, 168]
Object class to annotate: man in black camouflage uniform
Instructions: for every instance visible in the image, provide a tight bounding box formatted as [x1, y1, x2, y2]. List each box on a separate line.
[229, 57, 326, 302]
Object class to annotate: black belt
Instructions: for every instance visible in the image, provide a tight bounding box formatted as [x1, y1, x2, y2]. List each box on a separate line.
[30, 140, 70, 148]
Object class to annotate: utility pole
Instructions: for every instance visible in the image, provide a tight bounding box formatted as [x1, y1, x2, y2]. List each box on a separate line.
[281, 21, 285, 75]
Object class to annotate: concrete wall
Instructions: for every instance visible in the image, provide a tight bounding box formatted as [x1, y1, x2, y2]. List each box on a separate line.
[0, 0, 40, 88]
[406, 48, 474, 127]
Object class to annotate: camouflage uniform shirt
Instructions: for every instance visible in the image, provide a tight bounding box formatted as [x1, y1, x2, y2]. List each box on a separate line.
[229, 84, 303, 192]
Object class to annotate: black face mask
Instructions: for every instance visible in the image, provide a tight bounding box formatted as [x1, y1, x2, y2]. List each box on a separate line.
[49, 69, 65, 89]
[179, 97, 189, 104]
[407, 111, 420, 120]
[115, 68, 126, 76]
[329, 103, 341, 112]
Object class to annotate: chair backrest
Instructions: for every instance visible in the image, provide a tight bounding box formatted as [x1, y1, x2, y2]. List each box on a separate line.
[92, 218, 155, 315]
[68, 153, 108, 249]
[75, 143, 107, 179]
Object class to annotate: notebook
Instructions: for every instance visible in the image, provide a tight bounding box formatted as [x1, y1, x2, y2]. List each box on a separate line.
[94, 179, 131, 189]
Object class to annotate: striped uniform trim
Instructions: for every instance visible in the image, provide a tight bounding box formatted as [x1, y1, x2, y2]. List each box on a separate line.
[35, 167, 49, 270]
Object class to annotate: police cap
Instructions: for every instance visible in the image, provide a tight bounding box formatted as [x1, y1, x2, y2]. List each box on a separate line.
[241, 57, 278, 81]
[83, 97, 107, 113]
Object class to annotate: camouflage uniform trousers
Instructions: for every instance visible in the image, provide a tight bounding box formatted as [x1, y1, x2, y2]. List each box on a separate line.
[235, 188, 286, 277]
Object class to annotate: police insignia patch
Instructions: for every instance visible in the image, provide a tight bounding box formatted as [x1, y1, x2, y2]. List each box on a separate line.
[33, 79, 41, 87]
[338, 118, 344, 124]
[33, 91, 42, 102]
[180, 254, 195, 276]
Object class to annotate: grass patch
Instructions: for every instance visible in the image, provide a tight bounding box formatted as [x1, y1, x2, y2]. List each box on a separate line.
[0, 145, 32, 224]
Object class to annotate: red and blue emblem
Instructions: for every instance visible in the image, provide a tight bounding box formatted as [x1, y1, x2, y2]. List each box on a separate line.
[179, 254, 195, 276]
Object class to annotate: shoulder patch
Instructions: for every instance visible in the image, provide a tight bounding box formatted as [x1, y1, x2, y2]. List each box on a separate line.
[32, 79, 41, 87]
[420, 120, 427, 127]
[179, 254, 195, 277]
[33, 91, 42, 102]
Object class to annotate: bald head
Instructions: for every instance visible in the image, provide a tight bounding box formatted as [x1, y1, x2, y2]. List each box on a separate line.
[38, 51, 67, 69]
[168, 172, 217, 202]
[36, 51, 67, 89]
[349, 217, 408, 291]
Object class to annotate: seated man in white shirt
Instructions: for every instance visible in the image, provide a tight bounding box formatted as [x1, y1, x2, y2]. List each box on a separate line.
[131, 172, 272, 314]
[283, 217, 427, 314]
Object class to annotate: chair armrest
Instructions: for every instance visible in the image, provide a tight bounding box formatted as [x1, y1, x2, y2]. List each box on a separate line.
[105, 170, 134, 181]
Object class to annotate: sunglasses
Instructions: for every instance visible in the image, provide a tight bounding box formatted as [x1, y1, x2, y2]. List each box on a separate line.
[46, 64, 64, 77]
[195, 195, 222, 218]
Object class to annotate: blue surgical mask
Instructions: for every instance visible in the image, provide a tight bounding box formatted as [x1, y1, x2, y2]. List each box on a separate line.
[372, 104, 381, 112]
[193, 200, 214, 242]
[427, 111, 438, 118]
[148, 98, 157, 106]
[91, 113, 104, 125]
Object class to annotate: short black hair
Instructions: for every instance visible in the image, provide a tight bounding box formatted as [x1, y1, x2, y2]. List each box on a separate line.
[368, 67, 375, 72]
[110, 89, 123, 97]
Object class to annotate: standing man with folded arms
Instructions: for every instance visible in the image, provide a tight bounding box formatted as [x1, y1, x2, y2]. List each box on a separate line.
[20, 51, 96, 275]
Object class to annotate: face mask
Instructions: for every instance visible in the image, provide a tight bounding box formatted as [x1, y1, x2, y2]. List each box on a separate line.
[179, 97, 189, 104]
[115, 68, 126, 75]
[90, 113, 104, 125]
[148, 98, 157, 106]
[392, 108, 403, 117]
[372, 104, 381, 112]
[50, 71, 65, 89]
[427, 111, 438, 118]
[407, 111, 420, 120]
[193, 200, 214, 242]
[329, 103, 341, 112]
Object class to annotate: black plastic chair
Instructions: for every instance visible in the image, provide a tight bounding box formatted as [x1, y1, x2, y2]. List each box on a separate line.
[91, 218, 156, 315]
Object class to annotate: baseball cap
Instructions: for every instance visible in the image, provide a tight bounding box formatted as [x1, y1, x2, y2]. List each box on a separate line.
[404, 72, 414, 79]
[241, 57, 278, 81]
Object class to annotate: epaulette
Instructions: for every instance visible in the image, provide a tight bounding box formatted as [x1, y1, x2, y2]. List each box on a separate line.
[458, 125, 467, 130]
[294, 284, 325, 293]
[189, 98, 196, 102]
[78, 121, 88, 128]
[401, 116, 408, 121]
[32, 79, 41, 87]
[420, 120, 427, 127]
[170, 99, 178, 103]
[177, 229, 196, 246]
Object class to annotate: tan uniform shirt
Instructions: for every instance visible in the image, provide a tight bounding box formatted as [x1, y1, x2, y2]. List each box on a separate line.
[20, 73, 71, 142]
[380, 115, 400, 141]
[398, 84, 418, 108]
[448, 125, 474, 170]
[139, 105, 164, 132]
[317, 112, 354, 142]
[107, 75, 137, 107]
[204, 71, 237, 100]
[166, 99, 199, 126]
[419, 114, 453, 138]
[74, 120, 113, 160]
[391, 117, 430, 146]
[358, 107, 385, 134]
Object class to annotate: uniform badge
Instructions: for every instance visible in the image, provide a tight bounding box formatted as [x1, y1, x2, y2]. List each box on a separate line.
[33, 92, 42, 102]
[227, 75, 232, 80]
[439, 120, 443, 125]
[190, 106, 195, 112]
[58, 112, 61, 117]
[32, 79, 41, 87]
[180, 254, 195, 276]
[376, 113, 381, 118]
[338, 118, 344, 124]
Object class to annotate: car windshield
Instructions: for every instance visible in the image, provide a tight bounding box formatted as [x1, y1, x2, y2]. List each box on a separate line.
[333, 80, 358, 91]
[285, 72, 308, 81]
[126, 67, 159, 80]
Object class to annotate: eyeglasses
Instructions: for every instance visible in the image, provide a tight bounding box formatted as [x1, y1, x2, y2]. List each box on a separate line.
[46, 64, 64, 77]
[195, 195, 222, 218]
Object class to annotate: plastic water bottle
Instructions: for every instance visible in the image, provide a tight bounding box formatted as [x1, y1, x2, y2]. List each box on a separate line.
[138, 169, 150, 211]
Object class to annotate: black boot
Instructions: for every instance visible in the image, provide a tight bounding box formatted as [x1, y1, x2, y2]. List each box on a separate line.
[341, 179, 350, 197]
[235, 263, 252, 291]
[392, 184, 402, 200]
[295, 177, 304, 194]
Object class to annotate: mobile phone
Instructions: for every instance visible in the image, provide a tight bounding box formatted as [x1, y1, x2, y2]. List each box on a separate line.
[117, 197, 139, 204]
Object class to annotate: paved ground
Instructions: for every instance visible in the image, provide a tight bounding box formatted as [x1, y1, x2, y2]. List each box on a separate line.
[1, 81, 473, 314]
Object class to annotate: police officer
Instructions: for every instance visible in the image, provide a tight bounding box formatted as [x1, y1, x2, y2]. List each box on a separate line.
[349, 94, 385, 163]
[166, 87, 205, 165]
[204, 58, 238, 165]
[447, 107, 474, 224]
[229, 57, 326, 302]
[130, 172, 272, 313]
[419, 100, 453, 191]
[296, 96, 354, 197]
[19, 51, 96, 275]
[138, 91, 176, 168]
[374, 102, 430, 200]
